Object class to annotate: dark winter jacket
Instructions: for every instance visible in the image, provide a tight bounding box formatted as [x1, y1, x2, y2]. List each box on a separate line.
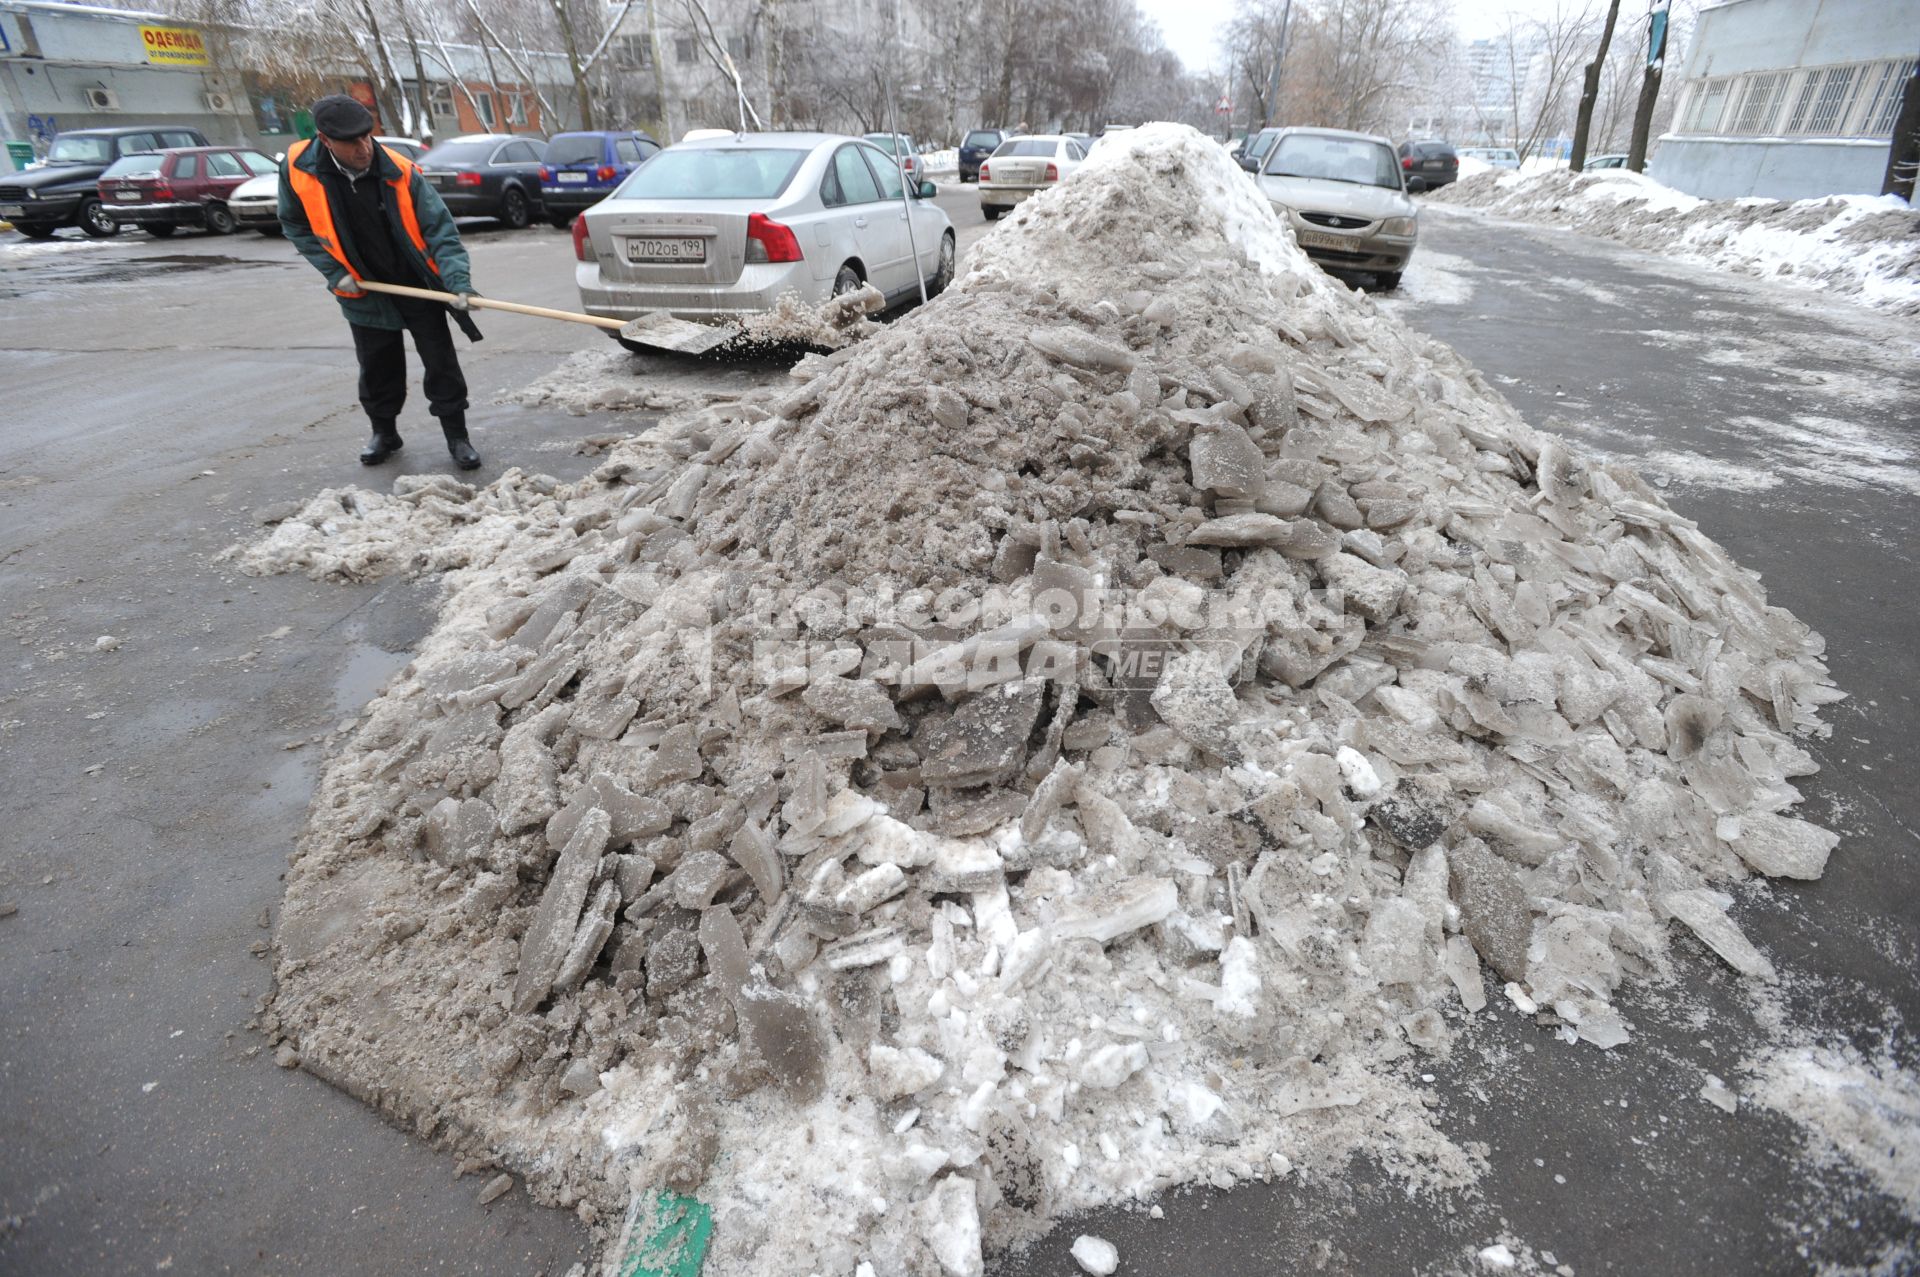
[278, 137, 480, 338]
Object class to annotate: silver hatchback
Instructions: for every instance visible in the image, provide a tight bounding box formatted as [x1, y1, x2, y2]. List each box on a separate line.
[574, 132, 956, 326]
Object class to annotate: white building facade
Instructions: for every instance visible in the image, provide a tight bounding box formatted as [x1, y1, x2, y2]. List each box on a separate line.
[1650, 0, 1917, 199]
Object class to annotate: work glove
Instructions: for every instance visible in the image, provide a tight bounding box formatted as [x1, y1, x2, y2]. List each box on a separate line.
[449, 291, 478, 312]
[331, 278, 367, 300]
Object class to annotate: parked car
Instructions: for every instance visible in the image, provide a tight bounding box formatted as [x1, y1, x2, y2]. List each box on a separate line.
[958, 128, 1011, 183]
[540, 130, 662, 227]
[2, 124, 209, 239]
[1457, 146, 1520, 170]
[862, 132, 926, 186]
[417, 134, 546, 228]
[978, 134, 1086, 220]
[1067, 132, 1096, 157]
[574, 132, 955, 335]
[1587, 153, 1629, 170]
[1396, 139, 1459, 190]
[1257, 126, 1418, 290]
[97, 146, 279, 236]
[1237, 127, 1283, 173]
[227, 137, 424, 234]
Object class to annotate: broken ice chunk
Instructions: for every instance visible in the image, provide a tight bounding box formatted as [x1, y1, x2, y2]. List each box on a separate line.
[1334, 745, 1382, 798]
[511, 807, 611, 1013]
[1662, 889, 1777, 982]
[669, 848, 735, 910]
[1150, 650, 1241, 761]
[1080, 1042, 1149, 1089]
[552, 879, 620, 995]
[1363, 897, 1430, 985]
[836, 862, 909, 915]
[424, 796, 496, 868]
[1189, 420, 1266, 499]
[1027, 327, 1136, 373]
[920, 1175, 984, 1277]
[1318, 552, 1407, 624]
[727, 821, 784, 901]
[1216, 936, 1261, 1017]
[1443, 934, 1488, 1012]
[918, 679, 1048, 789]
[1020, 759, 1084, 845]
[869, 1043, 946, 1099]
[1053, 878, 1178, 945]
[802, 675, 904, 734]
[1449, 838, 1534, 985]
[1723, 811, 1836, 880]
[1070, 1235, 1120, 1275]
[930, 838, 1004, 893]
[1700, 1074, 1739, 1113]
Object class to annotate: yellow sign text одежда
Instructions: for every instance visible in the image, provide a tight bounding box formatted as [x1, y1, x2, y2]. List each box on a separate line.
[139, 25, 208, 66]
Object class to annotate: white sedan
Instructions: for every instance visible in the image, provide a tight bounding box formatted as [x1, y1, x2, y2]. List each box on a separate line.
[978, 135, 1086, 220]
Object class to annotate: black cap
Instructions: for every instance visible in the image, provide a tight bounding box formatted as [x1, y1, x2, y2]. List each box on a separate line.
[312, 94, 375, 140]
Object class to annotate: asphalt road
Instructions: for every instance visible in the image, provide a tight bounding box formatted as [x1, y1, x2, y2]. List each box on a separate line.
[1, 191, 1914, 1276]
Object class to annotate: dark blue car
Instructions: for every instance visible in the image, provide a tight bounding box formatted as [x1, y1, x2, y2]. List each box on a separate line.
[539, 130, 662, 227]
[959, 128, 1012, 183]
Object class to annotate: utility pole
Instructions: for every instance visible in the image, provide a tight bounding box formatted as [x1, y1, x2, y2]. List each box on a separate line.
[1257, 0, 1292, 133]
[887, 70, 926, 306]
[1626, 0, 1670, 172]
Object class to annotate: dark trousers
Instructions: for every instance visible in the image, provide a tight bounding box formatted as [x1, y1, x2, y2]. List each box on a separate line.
[349, 298, 469, 426]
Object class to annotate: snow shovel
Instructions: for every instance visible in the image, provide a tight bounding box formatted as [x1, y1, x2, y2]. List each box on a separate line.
[353, 279, 742, 355]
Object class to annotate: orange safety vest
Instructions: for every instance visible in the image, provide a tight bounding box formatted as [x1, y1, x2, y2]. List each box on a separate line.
[284, 137, 441, 283]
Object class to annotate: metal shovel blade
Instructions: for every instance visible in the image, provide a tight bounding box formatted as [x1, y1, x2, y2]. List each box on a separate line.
[618, 311, 744, 355]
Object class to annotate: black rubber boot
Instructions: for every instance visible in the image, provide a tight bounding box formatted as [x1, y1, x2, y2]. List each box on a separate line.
[441, 415, 482, 471]
[359, 418, 403, 465]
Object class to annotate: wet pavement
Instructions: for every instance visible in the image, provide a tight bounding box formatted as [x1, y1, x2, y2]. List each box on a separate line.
[2, 195, 1915, 1276]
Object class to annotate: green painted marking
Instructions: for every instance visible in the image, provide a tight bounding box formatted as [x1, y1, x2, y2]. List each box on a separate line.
[617, 1192, 712, 1277]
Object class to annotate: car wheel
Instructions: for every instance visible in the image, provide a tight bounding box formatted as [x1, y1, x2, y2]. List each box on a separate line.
[832, 263, 863, 298]
[77, 197, 119, 238]
[256, 225, 283, 237]
[550, 213, 574, 230]
[204, 203, 237, 235]
[146, 224, 177, 238]
[1374, 271, 1403, 291]
[927, 231, 955, 298]
[15, 223, 59, 240]
[981, 206, 1002, 222]
[500, 187, 530, 229]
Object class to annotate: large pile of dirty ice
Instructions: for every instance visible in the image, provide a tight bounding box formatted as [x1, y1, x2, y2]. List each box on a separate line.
[1431, 167, 1920, 315]
[252, 124, 1847, 1276]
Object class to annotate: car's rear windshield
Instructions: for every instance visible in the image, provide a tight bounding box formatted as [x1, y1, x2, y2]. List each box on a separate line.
[1266, 135, 1401, 188]
[545, 135, 606, 165]
[47, 136, 115, 164]
[1409, 142, 1454, 157]
[964, 132, 1001, 148]
[102, 155, 165, 178]
[994, 139, 1059, 157]
[864, 135, 909, 155]
[422, 141, 497, 165]
[615, 147, 807, 199]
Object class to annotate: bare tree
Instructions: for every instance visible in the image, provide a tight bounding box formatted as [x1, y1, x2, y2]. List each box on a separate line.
[1569, 0, 1620, 170]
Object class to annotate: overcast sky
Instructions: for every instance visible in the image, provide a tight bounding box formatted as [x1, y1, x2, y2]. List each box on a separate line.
[1137, 0, 1536, 76]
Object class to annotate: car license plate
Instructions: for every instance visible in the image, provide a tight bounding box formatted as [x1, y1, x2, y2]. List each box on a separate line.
[0, 204, 22, 218]
[558, 172, 588, 184]
[429, 175, 450, 188]
[1296, 230, 1351, 252]
[1424, 160, 1444, 170]
[624, 236, 704, 264]
[116, 190, 142, 201]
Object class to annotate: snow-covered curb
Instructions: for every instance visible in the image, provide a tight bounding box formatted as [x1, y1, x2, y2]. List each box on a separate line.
[1431, 168, 1920, 316]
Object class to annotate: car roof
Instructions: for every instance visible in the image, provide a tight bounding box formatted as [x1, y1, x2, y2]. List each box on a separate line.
[68, 125, 204, 137]
[674, 131, 845, 149]
[1277, 125, 1396, 147]
[440, 134, 524, 144]
[1005, 133, 1073, 143]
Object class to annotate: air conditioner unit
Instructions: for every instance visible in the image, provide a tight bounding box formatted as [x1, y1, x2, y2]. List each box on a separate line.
[203, 91, 233, 112]
[85, 87, 121, 111]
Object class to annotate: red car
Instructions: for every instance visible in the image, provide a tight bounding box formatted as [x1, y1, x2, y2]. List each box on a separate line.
[97, 146, 279, 236]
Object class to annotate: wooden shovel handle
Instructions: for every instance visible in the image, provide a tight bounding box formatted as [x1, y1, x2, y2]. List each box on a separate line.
[355, 279, 625, 331]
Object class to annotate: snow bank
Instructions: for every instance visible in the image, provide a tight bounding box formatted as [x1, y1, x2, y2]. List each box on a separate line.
[247, 123, 1847, 1276]
[1431, 168, 1920, 315]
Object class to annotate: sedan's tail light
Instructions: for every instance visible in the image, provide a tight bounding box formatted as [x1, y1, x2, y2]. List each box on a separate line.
[1401, 156, 1414, 170]
[745, 212, 802, 264]
[571, 214, 591, 261]
[978, 161, 991, 181]
[456, 171, 482, 187]
[539, 166, 551, 180]
[596, 165, 615, 181]
[154, 182, 173, 200]
[1045, 162, 1059, 182]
